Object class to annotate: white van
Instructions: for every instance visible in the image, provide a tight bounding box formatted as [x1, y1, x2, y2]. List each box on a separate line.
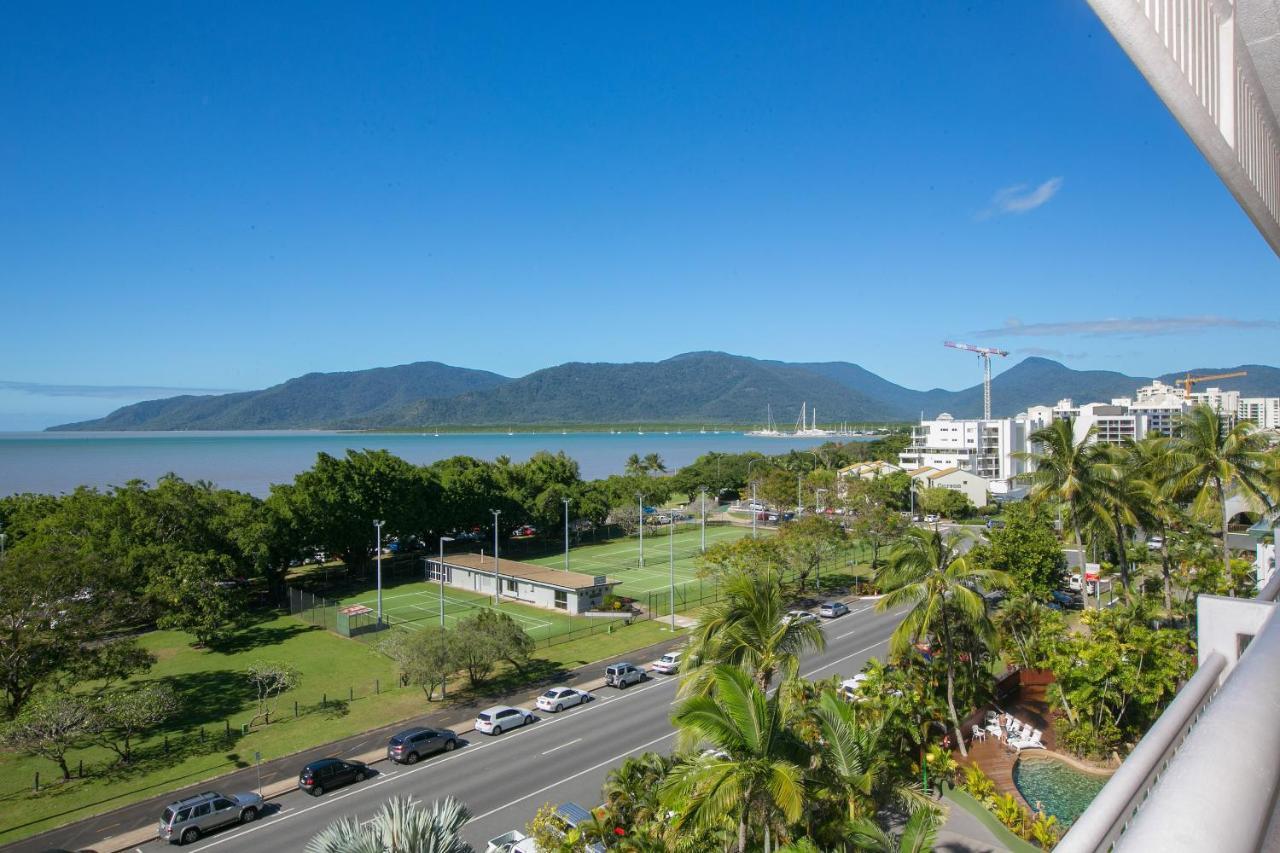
[652, 651, 682, 675]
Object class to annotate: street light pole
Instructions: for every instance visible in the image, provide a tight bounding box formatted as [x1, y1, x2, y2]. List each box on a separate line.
[669, 514, 676, 631]
[637, 492, 646, 568]
[491, 509, 502, 605]
[752, 482, 758, 539]
[438, 535, 453, 699]
[373, 520, 385, 627]
[699, 487, 708, 553]
[562, 498, 571, 571]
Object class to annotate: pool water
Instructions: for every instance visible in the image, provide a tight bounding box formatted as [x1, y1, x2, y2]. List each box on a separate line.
[1013, 754, 1109, 826]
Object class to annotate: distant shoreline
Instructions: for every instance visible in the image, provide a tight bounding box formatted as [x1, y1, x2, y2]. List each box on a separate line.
[39, 421, 907, 436]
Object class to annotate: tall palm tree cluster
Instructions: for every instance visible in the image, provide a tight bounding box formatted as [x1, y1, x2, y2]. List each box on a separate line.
[1018, 405, 1279, 608]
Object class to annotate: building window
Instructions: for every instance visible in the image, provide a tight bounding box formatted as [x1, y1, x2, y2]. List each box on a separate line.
[554, 590, 568, 610]
[504, 578, 518, 594]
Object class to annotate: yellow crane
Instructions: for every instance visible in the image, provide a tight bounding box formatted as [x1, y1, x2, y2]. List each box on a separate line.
[1180, 371, 1247, 399]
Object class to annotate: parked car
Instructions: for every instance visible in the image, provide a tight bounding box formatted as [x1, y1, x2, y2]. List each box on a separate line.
[512, 525, 536, 537]
[386, 726, 458, 764]
[158, 791, 263, 845]
[1147, 535, 1164, 550]
[986, 518, 1006, 529]
[485, 830, 538, 853]
[652, 650, 682, 674]
[923, 514, 940, 523]
[748, 501, 765, 511]
[818, 601, 850, 618]
[782, 609, 818, 625]
[838, 675, 868, 703]
[298, 758, 368, 796]
[536, 686, 590, 713]
[604, 662, 647, 688]
[1050, 590, 1084, 610]
[475, 705, 534, 735]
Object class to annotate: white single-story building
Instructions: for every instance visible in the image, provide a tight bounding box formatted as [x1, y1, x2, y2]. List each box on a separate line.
[426, 553, 618, 614]
[836, 460, 904, 498]
[907, 465, 991, 509]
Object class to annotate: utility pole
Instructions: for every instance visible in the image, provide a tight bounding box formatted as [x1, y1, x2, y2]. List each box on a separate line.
[373, 520, 385, 627]
[491, 509, 502, 604]
[562, 497, 571, 571]
[699, 487, 708, 553]
[637, 492, 646, 568]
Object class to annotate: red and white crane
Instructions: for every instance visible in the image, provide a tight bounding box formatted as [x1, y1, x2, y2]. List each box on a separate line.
[944, 341, 1009, 419]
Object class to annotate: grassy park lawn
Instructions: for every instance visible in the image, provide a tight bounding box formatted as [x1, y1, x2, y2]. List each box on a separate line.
[0, 608, 689, 844]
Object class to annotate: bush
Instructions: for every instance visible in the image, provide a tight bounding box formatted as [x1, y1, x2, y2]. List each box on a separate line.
[600, 594, 633, 612]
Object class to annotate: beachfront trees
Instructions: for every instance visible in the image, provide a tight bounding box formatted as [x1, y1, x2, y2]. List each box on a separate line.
[663, 665, 806, 853]
[1018, 418, 1104, 609]
[682, 569, 826, 694]
[305, 795, 471, 853]
[2, 693, 92, 780]
[874, 528, 1009, 757]
[1169, 404, 1275, 587]
[777, 515, 846, 592]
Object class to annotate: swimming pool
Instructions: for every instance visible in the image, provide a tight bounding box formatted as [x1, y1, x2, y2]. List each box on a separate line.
[1013, 754, 1109, 826]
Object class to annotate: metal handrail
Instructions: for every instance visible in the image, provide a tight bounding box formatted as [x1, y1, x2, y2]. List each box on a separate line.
[1056, 651, 1227, 853]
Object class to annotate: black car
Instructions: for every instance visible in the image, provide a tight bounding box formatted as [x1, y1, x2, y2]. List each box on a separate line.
[298, 758, 368, 796]
[387, 726, 458, 764]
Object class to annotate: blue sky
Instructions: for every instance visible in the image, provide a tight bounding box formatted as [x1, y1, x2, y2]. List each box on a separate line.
[2, 1, 1277, 429]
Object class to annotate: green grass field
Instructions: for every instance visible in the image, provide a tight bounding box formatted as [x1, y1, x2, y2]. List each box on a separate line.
[526, 522, 759, 602]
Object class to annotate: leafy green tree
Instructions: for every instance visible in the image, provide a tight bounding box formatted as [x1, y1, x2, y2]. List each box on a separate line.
[461, 609, 534, 676]
[305, 795, 471, 853]
[683, 569, 826, 694]
[875, 528, 1009, 757]
[246, 661, 299, 728]
[288, 450, 441, 571]
[1169, 404, 1276, 587]
[1125, 436, 1187, 613]
[696, 536, 784, 581]
[916, 487, 973, 520]
[148, 551, 247, 647]
[777, 515, 846, 592]
[3, 693, 91, 779]
[846, 492, 908, 570]
[0, 541, 125, 719]
[759, 467, 800, 514]
[970, 502, 1066, 599]
[381, 628, 457, 701]
[1048, 600, 1192, 758]
[603, 752, 674, 830]
[86, 682, 179, 763]
[1018, 418, 1105, 609]
[994, 593, 1067, 670]
[663, 664, 807, 853]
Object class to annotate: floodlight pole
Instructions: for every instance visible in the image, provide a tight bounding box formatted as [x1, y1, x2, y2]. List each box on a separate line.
[699, 487, 708, 553]
[669, 514, 677, 630]
[752, 483, 758, 539]
[438, 535, 453, 699]
[491, 509, 502, 604]
[563, 497, 571, 571]
[373, 520, 385, 627]
[637, 492, 646, 568]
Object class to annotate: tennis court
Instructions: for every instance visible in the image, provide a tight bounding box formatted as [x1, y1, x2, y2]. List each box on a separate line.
[526, 521, 764, 601]
[333, 580, 571, 642]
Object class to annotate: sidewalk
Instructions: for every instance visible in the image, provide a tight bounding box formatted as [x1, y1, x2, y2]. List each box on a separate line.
[7, 634, 689, 853]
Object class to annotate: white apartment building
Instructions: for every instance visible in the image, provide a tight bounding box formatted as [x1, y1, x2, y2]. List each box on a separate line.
[1238, 397, 1280, 430]
[897, 413, 1030, 484]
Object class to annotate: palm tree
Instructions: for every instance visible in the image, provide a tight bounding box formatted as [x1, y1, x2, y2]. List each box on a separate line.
[603, 752, 672, 829]
[1089, 443, 1157, 599]
[1126, 435, 1187, 613]
[643, 452, 667, 474]
[1169, 404, 1275, 589]
[810, 690, 927, 823]
[874, 527, 1010, 757]
[847, 806, 942, 853]
[1017, 418, 1104, 609]
[682, 569, 826, 694]
[305, 796, 471, 853]
[662, 664, 807, 853]
[625, 453, 648, 477]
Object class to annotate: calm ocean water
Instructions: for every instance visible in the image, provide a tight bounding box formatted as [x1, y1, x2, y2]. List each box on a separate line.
[0, 431, 855, 497]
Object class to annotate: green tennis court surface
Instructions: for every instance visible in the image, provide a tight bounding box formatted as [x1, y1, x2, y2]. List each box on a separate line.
[335, 580, 572, 642]
[526, 522, 763, 600]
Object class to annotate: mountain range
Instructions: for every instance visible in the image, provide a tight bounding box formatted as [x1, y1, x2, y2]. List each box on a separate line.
[47, 353, 1280, 431]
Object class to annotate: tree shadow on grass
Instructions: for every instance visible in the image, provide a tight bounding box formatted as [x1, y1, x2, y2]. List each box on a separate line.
[459, 658, 571, 703]
[205, 621, 313, 655]
[151, 669, 260, 730]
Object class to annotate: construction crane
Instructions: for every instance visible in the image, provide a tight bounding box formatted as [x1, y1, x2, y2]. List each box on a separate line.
[944, 341, 1009, 420]
[1180, 370, 1247, 400]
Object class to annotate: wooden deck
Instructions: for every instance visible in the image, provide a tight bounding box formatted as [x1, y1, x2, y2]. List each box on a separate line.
[955, 683, 1057, 812]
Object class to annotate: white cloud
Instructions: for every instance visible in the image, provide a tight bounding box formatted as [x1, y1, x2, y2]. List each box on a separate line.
[979, 177, 1063, 218]
[0, 380, 235, 399]
[975, 315, 1280, 338]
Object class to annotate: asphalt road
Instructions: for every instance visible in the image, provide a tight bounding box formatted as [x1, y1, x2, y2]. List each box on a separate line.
[133, 602, 907, 853]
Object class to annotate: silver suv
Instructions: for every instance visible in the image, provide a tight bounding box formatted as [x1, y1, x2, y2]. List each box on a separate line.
[158, 790, 263, 844]
[604, 662, 646, 688]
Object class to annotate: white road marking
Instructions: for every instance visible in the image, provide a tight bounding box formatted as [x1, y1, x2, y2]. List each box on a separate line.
[540, 737, 583, 756]
[469, 731, 678, 823]
[801, 639, 889, 679]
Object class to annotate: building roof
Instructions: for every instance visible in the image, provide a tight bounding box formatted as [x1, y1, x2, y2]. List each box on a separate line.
[435, 553, 617, 591]
[925, 466, 961, 480]
[906, 466, 937, 477]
